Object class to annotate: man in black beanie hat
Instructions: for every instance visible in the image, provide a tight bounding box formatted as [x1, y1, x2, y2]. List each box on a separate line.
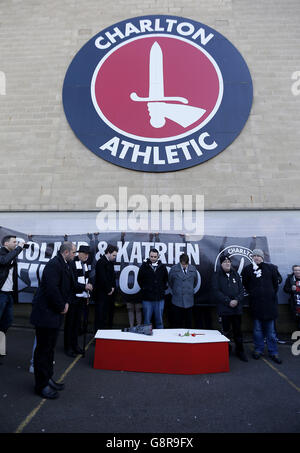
[212, 254, 248, 361]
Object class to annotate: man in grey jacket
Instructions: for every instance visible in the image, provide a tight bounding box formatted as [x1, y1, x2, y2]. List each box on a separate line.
[169, 253, 198, 328]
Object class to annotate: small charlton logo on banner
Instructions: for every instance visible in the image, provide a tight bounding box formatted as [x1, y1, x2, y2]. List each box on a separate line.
[214, 246, 255, 274]
[63, 16, 253, 172]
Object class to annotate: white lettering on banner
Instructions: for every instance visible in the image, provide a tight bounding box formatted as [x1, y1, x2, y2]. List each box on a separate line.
[117, 241, 130, 262]
[88, 240, 200, 265]
[95, 241, 108, 260]
[154, 242, 168, 262]
[38, 264, 46, 281]
[16, 240, 200, 265]
[16, 240, 91, 271]
[28, 263, 40, 287]
[39, 242, 50, 262]
[24, 242, 40, 261]
[76, 241, 89, 250]
[227, 247, 253, 258]
[119, 265, 140, 294]
[95, 18, 214, 50]
[18, 261, 45, 287]
[16, 239, 201, 296]
[130, 242, 143, 263]
[18, 263, 29, 290]
[117, 264, 201, 295]
[99, 133, 218, 165]
[116, 241, 200, 265]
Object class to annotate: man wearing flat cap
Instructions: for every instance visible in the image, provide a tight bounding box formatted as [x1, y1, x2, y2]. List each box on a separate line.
[212, 254, 247, 361]
[242, 249, 282, 364]
[64, 245, 93, 357]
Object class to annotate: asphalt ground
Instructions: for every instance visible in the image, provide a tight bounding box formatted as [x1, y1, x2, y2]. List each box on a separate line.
[0, 327, 300, 439]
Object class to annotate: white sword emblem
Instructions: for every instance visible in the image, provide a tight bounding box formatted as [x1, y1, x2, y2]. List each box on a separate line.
[130, 41, 206, 129]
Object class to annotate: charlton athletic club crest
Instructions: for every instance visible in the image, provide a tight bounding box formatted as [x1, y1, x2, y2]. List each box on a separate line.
[63, 16, 253, 172]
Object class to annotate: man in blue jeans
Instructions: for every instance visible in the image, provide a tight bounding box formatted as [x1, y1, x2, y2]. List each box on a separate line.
[242, 248, 282, 364]
[137, 248, 168, 329]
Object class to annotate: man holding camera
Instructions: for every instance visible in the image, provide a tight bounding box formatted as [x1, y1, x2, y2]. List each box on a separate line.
[0, 235, 27, 357]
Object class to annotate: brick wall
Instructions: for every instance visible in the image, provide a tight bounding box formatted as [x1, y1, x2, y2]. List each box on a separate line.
[0, 0, 299, 211]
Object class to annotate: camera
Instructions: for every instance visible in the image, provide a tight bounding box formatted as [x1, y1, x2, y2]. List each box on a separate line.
[23, 243, 30, 249]
[122, 324, 153, 336]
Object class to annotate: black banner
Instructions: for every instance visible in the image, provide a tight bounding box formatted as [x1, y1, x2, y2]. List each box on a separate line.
[0, 226, 269, 304]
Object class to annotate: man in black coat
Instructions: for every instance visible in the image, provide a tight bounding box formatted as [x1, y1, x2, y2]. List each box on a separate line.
[242, 248, 282, 364]
[211, 254, 247, 361]
[30, 242, 76, 399]
[0, 235, 26, 332]
[93, 244, 118, 332]
[137, 248, 168, 329]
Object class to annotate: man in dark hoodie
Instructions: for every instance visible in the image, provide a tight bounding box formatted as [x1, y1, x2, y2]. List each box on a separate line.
[137, 248, 168, 329]
[211, 254, 247, 362]
[93, 244, 118, 331]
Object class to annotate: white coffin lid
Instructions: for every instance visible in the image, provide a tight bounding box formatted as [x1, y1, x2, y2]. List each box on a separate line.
[94, 328, 229, 344]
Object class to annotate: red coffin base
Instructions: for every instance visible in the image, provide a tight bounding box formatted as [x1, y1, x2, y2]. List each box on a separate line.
[94, 338, 229, 375]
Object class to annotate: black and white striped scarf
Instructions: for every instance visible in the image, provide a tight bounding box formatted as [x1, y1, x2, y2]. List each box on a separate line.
[74, 257, 90, 298]
[253, 262, 262, 278]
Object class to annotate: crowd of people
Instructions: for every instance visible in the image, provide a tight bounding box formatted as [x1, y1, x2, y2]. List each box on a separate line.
[0, 235, 299, 399]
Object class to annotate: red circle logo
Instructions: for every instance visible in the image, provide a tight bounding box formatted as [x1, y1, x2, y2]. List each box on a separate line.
[63, 16, 253, 172]
[91, 35, 222, 142]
